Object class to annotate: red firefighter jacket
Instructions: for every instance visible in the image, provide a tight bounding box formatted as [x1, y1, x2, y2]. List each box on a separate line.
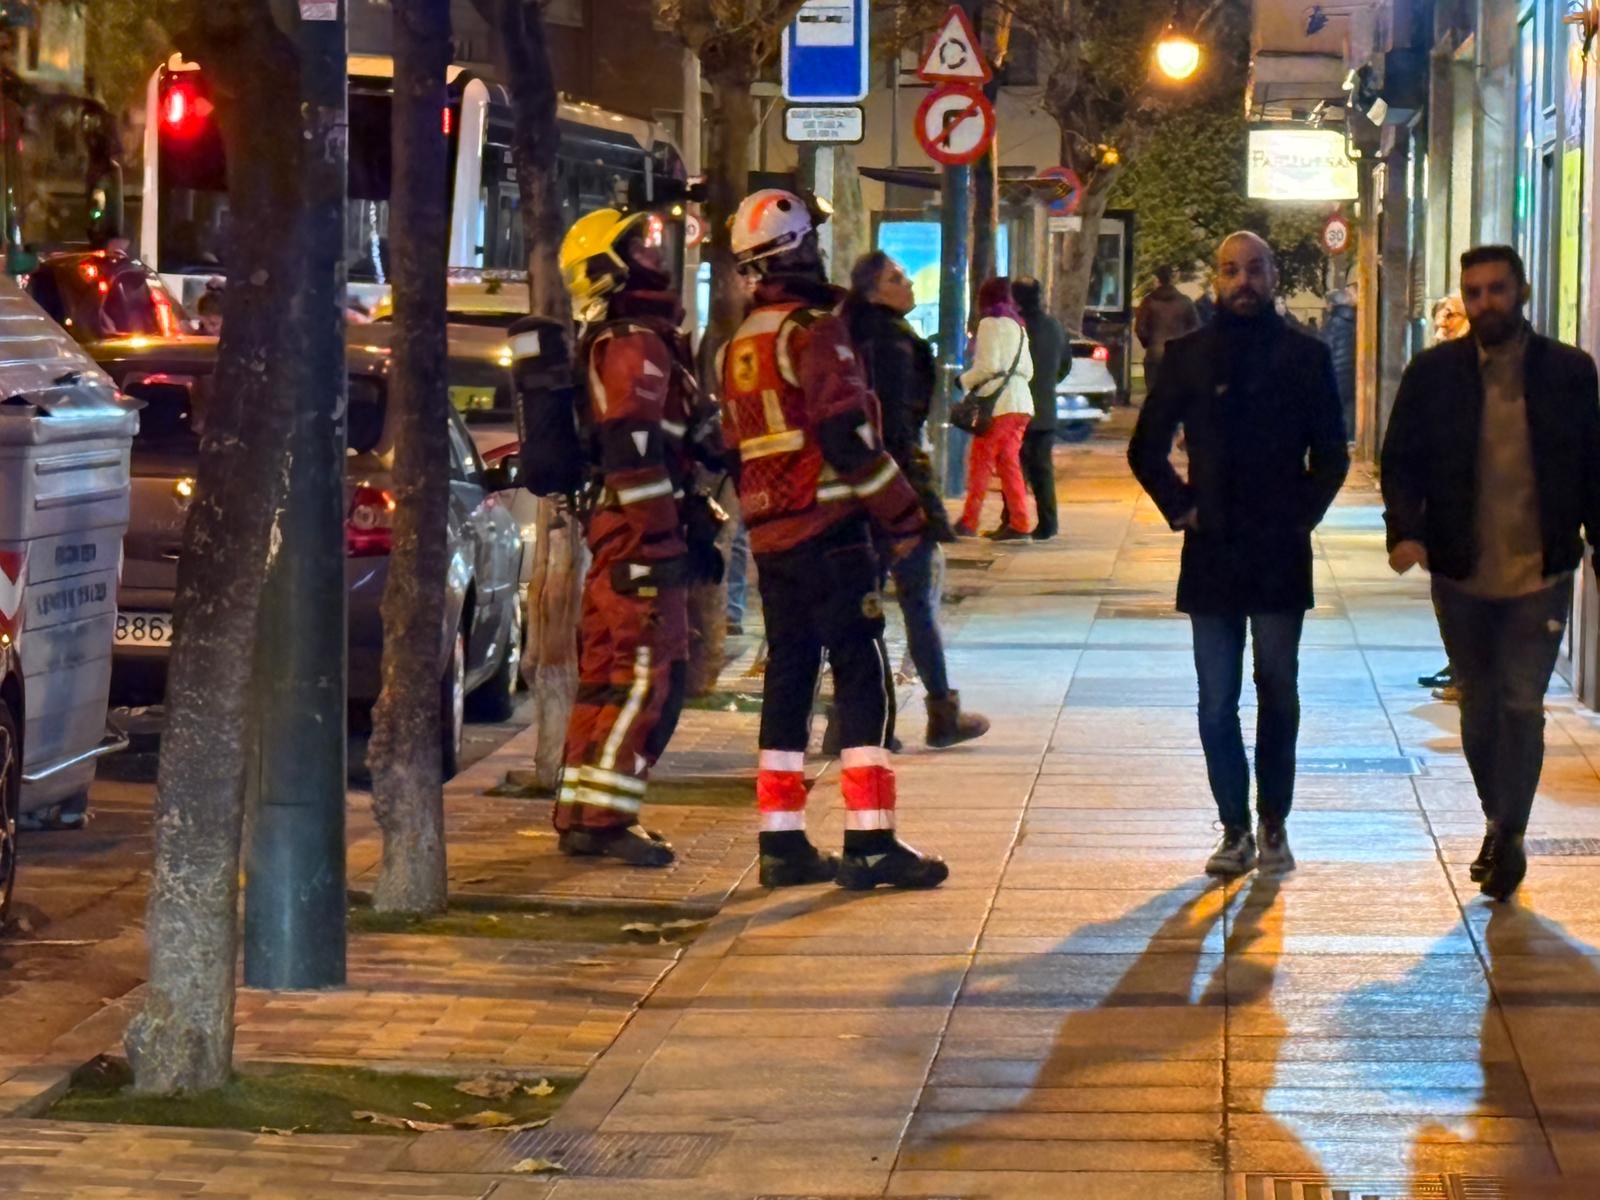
[720, 275, 925, 556]
[581, 290, 702, 567]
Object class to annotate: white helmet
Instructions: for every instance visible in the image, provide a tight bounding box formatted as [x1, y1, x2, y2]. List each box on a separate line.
[731, 189, 825, 268]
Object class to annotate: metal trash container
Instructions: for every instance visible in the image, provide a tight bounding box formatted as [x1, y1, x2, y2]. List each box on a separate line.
[0, 278, 137, 824]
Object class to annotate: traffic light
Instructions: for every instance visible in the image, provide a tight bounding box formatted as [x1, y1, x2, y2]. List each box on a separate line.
[160, 77, 214, 140]
[157, 70, 226, 192]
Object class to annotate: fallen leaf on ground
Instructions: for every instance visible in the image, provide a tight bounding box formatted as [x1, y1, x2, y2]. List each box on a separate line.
[352, 1110, 408, 1129]
[621, 918, 708, 935]
[455, 1109, 516, 1128]
[495, 1117, 552, 1132]
[259, 1126, 302, 1137]
[524, 1078, 555, 1098]
[511, 1158, 567, 1174]
[406, 1118, 453, 1132]
[454, 1074, 520, 1100]
[412, 1102, 433, 1111]
[567, 958, 609, 967]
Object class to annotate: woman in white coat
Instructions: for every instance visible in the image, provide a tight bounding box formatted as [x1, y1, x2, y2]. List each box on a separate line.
[956, 277, 1035, 541]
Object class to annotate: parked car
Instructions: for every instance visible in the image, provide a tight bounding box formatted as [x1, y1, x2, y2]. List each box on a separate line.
[26, 249, 189, 344]
[1061, 335, 1120, 412]
[2, 638, 19, 920]
[478, 440, 538, 596]
[90, 336, 524, 775]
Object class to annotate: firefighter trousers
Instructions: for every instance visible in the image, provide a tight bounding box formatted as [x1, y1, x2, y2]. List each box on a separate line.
[753, 518, 899, 837]
[557, 560, 688, 833]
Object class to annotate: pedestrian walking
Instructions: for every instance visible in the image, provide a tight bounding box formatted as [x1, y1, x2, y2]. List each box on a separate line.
[721, 189, 948, 890]
[1013, 276, 1067, 542]
[1381, 244, 1600, 902]
[553, 208, 724, 866]
[1134, 265, 1200, 393]
[955, 277, 1034, 542]
[846, 250, 989, 749]
[1128, 231, 1349, 878]
[1321, 286, 1357, 444]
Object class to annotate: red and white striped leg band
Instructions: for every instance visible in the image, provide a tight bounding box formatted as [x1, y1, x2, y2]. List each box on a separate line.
[758, 751, 808, 833]
[840, 747, 896, 831]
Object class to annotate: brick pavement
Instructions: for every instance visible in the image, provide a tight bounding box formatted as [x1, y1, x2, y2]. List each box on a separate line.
[13, 425, 1600, 1196]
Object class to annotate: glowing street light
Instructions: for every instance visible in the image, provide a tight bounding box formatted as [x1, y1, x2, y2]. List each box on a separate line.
[1156, 28, 1202, 82]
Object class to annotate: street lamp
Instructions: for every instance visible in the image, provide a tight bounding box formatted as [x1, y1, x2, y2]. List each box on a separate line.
[1155, 27, 1202, 82]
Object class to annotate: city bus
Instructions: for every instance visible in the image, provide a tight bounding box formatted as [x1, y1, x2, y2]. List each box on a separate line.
[140, 55, 690, 309]
[0, 70, 122, 271]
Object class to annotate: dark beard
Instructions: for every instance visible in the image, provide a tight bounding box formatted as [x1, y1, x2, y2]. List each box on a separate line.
[1471, 311, 1524, 347]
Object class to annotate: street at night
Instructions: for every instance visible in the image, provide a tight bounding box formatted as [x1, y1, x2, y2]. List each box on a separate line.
[6, 0, 1600, 1197]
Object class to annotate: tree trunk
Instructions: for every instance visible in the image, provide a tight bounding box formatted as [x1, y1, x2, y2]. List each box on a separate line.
[124, 0, 304, 1095]
[367, 0, 453, 916]
[829, 143, 867, 286]
[1051, 176, 1114, 334]
[471, 0, 583, 790]
[704, 67, 758, 348]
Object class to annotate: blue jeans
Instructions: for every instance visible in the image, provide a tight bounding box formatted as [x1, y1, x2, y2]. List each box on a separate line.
[891, 536, 950, 699]
[725, 517, 751, 624]
[1433, 579, 1570, 835]
[1190, 612, 1305, 831]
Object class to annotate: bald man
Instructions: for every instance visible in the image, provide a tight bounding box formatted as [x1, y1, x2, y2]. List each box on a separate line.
[1129, 232, 1350, 879]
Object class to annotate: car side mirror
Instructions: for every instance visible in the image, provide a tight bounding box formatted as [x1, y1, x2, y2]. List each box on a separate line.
[481, 460, 518, 492]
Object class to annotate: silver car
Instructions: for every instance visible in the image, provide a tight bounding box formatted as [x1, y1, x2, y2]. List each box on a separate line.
[91, 336, 524, 775]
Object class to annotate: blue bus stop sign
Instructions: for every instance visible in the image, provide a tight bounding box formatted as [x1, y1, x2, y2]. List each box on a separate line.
[782, 0, 870, 104]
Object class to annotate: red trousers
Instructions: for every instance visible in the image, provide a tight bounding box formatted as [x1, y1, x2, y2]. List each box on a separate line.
[960, 412, 1031, 533]
[557, 561, 688, 833]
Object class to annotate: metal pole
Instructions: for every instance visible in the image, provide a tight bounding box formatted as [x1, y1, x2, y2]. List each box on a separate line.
[935, 161, 971, 497]
[244, 0, 349, 990]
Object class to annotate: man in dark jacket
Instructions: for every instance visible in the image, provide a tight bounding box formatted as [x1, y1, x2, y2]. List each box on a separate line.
[847, 251, 988, 749]
[1382, 244, 1600, 902]
[1134, 265, 1200, 393]
[1014, 277, 1067, 540]
[1129, 232, 1349, 879]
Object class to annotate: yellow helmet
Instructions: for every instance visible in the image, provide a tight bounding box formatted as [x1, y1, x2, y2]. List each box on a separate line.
[560, 208, 646, 320]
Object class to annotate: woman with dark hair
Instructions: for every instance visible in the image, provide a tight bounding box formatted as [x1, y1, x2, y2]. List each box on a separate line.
[956, 277, 1034, 541]
[845, 252, 989, 749]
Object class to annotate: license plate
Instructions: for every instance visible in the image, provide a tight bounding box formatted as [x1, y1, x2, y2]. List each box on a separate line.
[115, 611, 174, 647]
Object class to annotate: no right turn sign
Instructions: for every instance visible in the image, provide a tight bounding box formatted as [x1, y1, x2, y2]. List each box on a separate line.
[914, 84, 996, 167]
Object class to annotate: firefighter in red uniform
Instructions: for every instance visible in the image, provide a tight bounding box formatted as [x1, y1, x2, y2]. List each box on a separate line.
[723, 189, 949, 890]
[555, 208, 721, 867]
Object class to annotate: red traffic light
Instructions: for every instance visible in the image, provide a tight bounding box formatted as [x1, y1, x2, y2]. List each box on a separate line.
[161, 79, 214, 139]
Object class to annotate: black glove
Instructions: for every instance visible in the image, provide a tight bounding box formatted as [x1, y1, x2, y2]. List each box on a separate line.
[687, 537, 725, 585]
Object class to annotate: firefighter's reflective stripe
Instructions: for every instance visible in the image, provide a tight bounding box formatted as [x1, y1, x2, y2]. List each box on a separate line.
[759, 750, 806, 772]
[760, 811, 808, 832]
[844, 809, 895, 830]
[579, 765, 648, 796]
[661, 420, 688, 439]
[761, 388, 789, 432]
[853, 459, 901, 499]
[816, 483, 853, 502]
[739, 429, 806, 460]
[615, 478, 675, 505]
[776, 323, 801, 387]
[599, 645, 653, 771]
[557, 766, 581, 807]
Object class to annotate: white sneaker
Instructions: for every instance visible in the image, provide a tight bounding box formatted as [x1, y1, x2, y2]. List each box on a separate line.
[1257, 822, 1296, 876]
[1206, 827, 1257, 877]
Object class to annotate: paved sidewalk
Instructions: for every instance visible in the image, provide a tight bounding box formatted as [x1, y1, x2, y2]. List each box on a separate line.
[10, 427, 1600, 1197]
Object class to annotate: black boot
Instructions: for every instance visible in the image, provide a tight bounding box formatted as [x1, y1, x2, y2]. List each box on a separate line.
[559, 825, 675, 868]
[759, 843, 841, 887]
[1480, 832, 1527, 902]
[1469, 823, 1504, 884]
[925, 691, 990, 750]
[837, 836, 949, 891]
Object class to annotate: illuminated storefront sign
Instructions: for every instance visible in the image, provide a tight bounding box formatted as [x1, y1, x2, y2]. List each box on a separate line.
[1247, 129, 1358, 201]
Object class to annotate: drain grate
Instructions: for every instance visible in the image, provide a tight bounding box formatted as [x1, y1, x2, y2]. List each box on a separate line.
[1299, 756, 1424, 777]
[1239, 1177, 1508, 1200]
[467, 1130, 724, 1179]
[1525, 837, 1600, 857]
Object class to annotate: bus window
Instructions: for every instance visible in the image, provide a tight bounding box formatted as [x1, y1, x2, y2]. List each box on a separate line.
[4, 89, 123, 258]
[479, 109, 523, 271]
[153, 69, 441, 285]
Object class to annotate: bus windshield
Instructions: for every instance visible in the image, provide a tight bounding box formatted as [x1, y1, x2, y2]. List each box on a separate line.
[3, 81, 121, 260]
[155, 72, 425, 284]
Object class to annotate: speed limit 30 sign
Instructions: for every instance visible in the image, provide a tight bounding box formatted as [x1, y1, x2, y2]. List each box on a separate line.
[1322, 212, 1351, 255]
[914, 83, 996, 167]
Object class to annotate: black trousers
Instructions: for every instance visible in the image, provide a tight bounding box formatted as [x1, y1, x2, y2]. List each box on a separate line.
[756, 518, 895, 753]
[1021, 428, 1058, 537]
[1433, 579, 1570, 835]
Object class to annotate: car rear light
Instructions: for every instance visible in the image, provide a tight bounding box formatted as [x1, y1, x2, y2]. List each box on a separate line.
[1092, 346, 1110, 362]
[346, 484, 396, 557]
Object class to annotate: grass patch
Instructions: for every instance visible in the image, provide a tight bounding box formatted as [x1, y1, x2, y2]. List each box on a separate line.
[348, 899, 712, 945]
[47, 1057, 573, 1137]
[682, 689, 764, 713]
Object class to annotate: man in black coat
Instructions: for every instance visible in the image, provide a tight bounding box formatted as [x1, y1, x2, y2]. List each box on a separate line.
[1382, 244, 1600, 902]
[1014, 277, 1067, 540]
[1129, 231, 1349, 879]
